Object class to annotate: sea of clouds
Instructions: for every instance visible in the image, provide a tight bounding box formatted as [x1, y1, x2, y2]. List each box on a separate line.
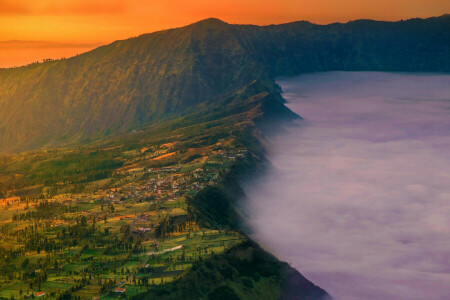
[243, 72, 450, 300]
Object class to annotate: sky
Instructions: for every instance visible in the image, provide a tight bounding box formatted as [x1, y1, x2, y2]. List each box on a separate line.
[0, 0, 449, 67]
[243, 72, 450, 300]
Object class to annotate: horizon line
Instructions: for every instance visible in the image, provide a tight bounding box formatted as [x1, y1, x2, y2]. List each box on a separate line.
[1, 13, 448, 69]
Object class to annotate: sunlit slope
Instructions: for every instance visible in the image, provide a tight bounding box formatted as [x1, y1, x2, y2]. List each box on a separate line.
[0, 16, 448, 152]
[0, 19, 259, 152]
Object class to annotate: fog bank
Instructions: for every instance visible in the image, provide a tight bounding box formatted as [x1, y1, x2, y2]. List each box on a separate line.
[243, 72, 450, 300]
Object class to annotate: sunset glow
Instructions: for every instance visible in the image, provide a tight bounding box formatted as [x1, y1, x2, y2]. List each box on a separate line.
[0, 0, 448, 67]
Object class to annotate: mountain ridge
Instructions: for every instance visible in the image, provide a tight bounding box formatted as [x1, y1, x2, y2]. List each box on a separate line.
[0, 15, 448, 153]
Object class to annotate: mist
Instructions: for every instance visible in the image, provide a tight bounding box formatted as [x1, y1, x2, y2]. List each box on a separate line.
[243, 72, 450, 300]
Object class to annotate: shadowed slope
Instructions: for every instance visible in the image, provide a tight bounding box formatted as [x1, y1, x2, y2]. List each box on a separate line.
[132, 240, 329, 300]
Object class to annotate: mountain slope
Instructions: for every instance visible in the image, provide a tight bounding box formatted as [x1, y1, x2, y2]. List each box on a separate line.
[0, 15, 448, 153]
[0, 19, 261, 152]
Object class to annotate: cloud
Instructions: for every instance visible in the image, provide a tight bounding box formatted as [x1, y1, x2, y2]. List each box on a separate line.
[0, 0, 126, 16]
[243, 72, 450, 300]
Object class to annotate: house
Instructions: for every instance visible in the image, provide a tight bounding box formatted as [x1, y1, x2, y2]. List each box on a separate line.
[136, 227, 152, 233]
[114, 287, 126, 293]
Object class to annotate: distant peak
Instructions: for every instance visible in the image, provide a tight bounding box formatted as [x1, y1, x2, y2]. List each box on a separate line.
[191, 18, 228, 28]
[197, 18, 227, 24]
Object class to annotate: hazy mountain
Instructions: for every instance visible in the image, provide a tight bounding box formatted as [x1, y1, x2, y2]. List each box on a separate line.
[0, 15, 448, 152]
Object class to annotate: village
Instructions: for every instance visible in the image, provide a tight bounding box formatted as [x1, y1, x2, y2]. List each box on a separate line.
[0, 141, 248, 299]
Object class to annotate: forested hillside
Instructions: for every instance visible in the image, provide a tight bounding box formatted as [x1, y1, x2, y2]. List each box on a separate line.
[0, 77, 327, 300]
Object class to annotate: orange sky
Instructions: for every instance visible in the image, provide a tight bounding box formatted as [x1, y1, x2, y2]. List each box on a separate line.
[0, 0, 448, 68]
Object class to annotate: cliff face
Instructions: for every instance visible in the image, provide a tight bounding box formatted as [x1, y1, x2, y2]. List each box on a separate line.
[0, 16, 448, 153]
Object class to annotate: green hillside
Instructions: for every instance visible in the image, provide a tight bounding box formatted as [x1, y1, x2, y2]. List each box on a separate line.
[0, 16, 448, 153]
[0, 80, 327, 300]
